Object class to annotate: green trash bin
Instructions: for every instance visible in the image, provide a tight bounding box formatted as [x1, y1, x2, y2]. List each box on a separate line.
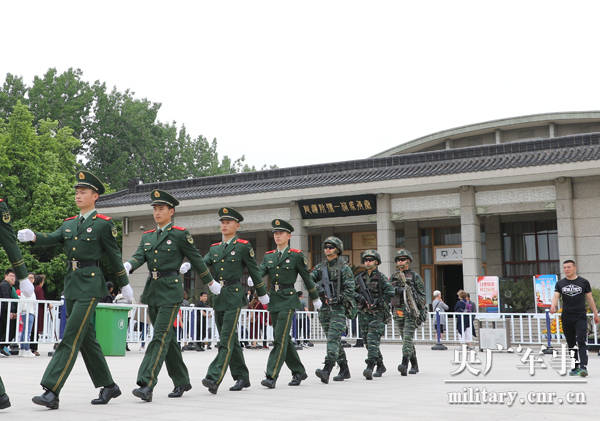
[95, 303, 132, 356]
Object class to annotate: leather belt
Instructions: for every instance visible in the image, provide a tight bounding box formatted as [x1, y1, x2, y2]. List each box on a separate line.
[67, 260, 99, 271]
[150, 270, 179, 280]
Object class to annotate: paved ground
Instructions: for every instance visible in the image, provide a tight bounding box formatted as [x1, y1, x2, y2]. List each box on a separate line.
[0, 342, 598, 420]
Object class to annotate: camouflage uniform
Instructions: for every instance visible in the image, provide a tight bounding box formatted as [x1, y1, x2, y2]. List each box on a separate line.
[390, 249, 426, 376]
[311, 237, 356, 383]
[354, 251, 395, 380]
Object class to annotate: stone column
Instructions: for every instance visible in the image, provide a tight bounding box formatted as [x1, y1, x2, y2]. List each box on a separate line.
[290, 202, 309, 292]
[555, 177, 576, 276]
[460, 186, 481, 296]
[404, 221, 420, 270]
[484, 215, 503, 277]
[376, 194, 395, 276]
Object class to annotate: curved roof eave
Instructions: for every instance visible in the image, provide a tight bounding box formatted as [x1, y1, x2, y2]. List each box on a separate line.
[372, 110, 600, 158]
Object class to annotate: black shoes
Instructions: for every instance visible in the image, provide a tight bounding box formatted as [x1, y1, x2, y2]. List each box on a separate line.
[409, 355, 419, 374]
[229, 379, 250, 391]
[168, 384, 192, 398]
[363, 362, 375, 380]
[398, 356, 409, 376]
[260, 377, 277, 389]
[32, 390, 59, 410]
[0, 393, 10, 410]
[353, 339, 364, 348]
[91, 384, 121, 405]
[202, 378, 218, 394]
[315, 361, 335, 384]
[288, 372, 308, 386]
[373, 359, 386, 377]
[132, 386, 153, 402]
[333, 361, 351, 381]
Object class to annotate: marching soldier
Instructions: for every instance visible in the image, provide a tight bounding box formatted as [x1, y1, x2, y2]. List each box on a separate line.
[124, 190, 215, 402]
[257, 219, 322, 389]
[17, 171, 132, 409]
[0, 195, 31, 410]
[311, 237, 356, 383]
[390, 249, 426, 376]
[354, 250, 395, 380]
[200, 207, 269, 394]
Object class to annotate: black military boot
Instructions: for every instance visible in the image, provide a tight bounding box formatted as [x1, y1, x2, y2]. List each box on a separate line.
[229, 379, 250, 391]
[0, 393, 10, 410]
[409, 355, 419, 374]
[353, 339, 364, 347]
[398, 356, 409, 376]
[201, 378, 219, 394]
[363, 361, 376, 380]
[315, 361, 335, 384]
[333, 361, 351, 381]
[373, 358, 386, 377]
[32, 389, 60, 409]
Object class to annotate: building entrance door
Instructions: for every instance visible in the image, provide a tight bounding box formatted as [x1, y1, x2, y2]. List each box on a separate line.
[437, 265, 463, 310]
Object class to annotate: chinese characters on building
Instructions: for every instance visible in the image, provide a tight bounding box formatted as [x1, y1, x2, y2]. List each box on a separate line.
[298, 194, 377, 219]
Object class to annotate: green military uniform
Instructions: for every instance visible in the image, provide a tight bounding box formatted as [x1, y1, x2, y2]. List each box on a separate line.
[127, 190, 214, 396]
[312, 237, 355, 383]
[354, 250, 395, 379]
[390, 249, 426, 376]
[31, 172, 129, 397]
[259, 219, 319, 386]
[203, 207, 267, 392]
[0, 196, 25, 409]
[0, 198, 28, 280]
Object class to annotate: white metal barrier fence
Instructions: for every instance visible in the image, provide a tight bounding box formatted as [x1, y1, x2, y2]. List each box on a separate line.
[2, 299, 599, 349]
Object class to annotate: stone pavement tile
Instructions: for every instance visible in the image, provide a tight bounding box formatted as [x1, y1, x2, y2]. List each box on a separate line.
[0, 343, 597, 420]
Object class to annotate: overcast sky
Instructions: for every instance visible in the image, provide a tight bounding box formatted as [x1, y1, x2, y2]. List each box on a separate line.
[2, 1, 600, 170]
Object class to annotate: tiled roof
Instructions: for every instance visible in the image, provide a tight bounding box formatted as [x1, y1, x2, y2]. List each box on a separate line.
[98, 133, 600, 208]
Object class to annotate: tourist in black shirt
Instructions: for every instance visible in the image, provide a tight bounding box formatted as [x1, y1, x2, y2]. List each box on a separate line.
[551, 260, 599, 377]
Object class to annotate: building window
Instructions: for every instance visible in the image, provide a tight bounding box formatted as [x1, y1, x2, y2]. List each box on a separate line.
[395, 230, 405, 248]
[501, 220, 559, 281]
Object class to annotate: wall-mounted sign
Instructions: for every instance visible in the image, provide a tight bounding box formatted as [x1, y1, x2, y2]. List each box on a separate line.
[298, 194, 376, 219]
[434, 246, 462, 264]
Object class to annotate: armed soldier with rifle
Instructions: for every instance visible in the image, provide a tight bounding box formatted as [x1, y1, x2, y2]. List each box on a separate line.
[311, 237, 356, 384]
[354, 250, 395, 380]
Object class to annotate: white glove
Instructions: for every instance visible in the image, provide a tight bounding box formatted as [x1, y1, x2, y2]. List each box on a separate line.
[17, 229, 36, 242]
[258, 294, 270, 305]
[247, 276, 254, 287]
[312, 298, 323, 311]
[123, 261, 132, 274]
[209, 281, 222, 295]
[121, 284, 134, 302]
[179, 262, 191, 274]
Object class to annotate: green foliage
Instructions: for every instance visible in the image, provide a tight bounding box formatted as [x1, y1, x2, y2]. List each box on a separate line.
[499, 277, 535, 313]
[0, 101, 79, 297]
[0, 68, 269, 190]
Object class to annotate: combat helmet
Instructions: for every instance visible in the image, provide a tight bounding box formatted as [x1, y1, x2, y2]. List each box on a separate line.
[395, 249, 413, 262]
[361, 249, 381, 264]
[323, 236, 344, 254]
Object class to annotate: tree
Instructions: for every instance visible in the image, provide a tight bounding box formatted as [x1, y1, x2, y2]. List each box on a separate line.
[0, 101, 79, 297]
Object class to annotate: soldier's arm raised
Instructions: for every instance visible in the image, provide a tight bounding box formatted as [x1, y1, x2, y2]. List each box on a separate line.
[31, 226, 64, 247]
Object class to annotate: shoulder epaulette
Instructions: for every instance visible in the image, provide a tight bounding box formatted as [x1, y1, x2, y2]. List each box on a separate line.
[64, 215, 77, 221]
[96, 213, 112, 221]
[265, 250, 276, 254]
[143, 229, 156, 234]
[210, 242, 222, 247]
[237, 239, 249, 244]
[172, 225, 185, 231]
[290, 248, 302, 253]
